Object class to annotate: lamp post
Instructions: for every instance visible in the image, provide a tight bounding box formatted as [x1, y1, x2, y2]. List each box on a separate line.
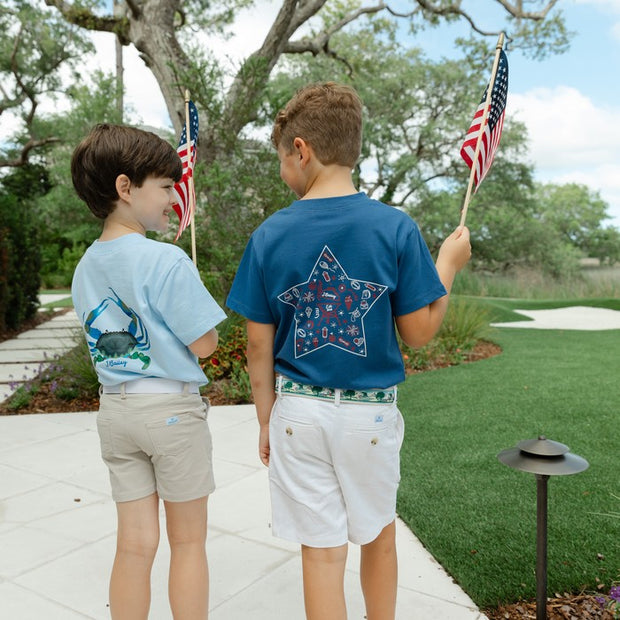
[498, 436, 589, 620]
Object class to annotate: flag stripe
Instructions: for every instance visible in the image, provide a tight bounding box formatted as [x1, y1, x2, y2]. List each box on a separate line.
[460, 49, 508, 193]
[173, 100, 199, 241]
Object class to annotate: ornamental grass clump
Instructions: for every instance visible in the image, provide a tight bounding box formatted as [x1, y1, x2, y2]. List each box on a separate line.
[402, 296, 493, 372]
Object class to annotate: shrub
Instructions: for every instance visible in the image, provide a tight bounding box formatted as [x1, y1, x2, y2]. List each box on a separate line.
[402, 297, 493, 372]
[0, 192, 41, 332]
[200, 322, 252, 403]
[52, 335, 99, 400]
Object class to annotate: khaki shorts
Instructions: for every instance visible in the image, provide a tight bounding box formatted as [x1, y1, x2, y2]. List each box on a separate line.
[97, 392, 215, 503]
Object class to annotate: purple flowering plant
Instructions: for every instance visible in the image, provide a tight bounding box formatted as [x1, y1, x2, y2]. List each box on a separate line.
[596, 582, 620, 618]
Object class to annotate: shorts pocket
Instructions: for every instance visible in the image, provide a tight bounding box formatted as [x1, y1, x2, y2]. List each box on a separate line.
[271, 404, 322, 460]
[341, 406, 402, 467]
[96, 417, 114, 458]
[343, 405, 399, 436]
[146, 414, 193, 456]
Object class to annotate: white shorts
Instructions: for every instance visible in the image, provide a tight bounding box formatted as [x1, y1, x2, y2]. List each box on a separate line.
[268, 393, 404, 547]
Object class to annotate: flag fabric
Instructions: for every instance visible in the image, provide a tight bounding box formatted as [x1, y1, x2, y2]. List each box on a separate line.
[172, 100, 199, 241]
[460, 49, 508, 193]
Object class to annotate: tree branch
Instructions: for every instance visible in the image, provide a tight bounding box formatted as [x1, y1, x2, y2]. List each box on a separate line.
[494, 0, 560, 20]
[0, 137, 62, 168]
[44, 0, 131, 44]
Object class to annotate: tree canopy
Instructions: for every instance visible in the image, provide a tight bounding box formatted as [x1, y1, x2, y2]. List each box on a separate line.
[2, 0, 618, 298]
[40, 0, 569, 163]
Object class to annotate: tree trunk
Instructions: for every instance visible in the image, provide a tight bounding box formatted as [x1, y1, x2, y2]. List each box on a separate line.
[127, 0, 190, 136]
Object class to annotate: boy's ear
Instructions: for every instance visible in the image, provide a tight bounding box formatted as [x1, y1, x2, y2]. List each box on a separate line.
[115, 174, 132, 202]
[293, 137, 312, 168]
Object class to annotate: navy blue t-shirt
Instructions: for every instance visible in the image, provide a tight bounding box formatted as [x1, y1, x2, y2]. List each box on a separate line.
[227, 192, 446, 390]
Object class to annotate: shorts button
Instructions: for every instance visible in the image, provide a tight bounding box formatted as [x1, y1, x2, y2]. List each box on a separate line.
[371, 437, 378, 445]
[286, 426, 293, 436]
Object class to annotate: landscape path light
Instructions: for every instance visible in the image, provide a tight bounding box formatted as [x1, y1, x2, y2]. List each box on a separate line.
[497, 436, 589, 620]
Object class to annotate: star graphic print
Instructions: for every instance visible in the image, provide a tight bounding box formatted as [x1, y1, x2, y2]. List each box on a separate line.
[278, 246, 387, 357]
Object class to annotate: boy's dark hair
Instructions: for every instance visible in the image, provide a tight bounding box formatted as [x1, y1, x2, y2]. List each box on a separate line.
[271, 82, 362, 168]
[71, 124, 183, 219]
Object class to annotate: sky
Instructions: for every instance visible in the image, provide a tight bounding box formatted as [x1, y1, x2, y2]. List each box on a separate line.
[6, 0, 620, 229]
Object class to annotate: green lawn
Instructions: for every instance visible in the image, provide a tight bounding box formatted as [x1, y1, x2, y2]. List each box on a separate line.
[39, 290, 73, 309]
[396, 303, 620, 609]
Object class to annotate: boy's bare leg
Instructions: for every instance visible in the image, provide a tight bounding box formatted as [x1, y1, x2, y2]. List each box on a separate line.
[110, 493, 160, 620]
[165, 496, 209, 619]
[360, 520, 398, 620]
[301, 543, 348, 620]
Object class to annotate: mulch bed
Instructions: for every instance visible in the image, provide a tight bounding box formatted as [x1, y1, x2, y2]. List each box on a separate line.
[484, 593, 615, 619]
[0, 340, 503, 415]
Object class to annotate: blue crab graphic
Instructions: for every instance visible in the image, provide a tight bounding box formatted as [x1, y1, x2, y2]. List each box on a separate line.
[83, 288, 151, 369]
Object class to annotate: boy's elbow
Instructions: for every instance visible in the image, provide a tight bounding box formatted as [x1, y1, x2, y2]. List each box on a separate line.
[399, 330, 434, 349]
[395, 312, 436, 349]
[189, 329, 218, 358]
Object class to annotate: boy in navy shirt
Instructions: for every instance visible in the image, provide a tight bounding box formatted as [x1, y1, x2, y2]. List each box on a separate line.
[227, 82, 470, 619]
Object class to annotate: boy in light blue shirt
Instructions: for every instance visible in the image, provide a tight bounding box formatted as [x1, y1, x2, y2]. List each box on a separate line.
[71, 123, 226, 619]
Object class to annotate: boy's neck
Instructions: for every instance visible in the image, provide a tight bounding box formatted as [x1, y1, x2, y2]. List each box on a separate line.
[301, 165, 358, 200]
[99, 210, 146, 241]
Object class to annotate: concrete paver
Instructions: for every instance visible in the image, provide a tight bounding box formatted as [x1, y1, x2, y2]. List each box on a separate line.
[0, 408, 487, 619]
[0, 310, 80, 403]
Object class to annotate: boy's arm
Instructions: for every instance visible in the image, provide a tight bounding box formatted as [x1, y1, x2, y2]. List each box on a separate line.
[188, 328, 219, 358]
[246, 320, 276, 466]
[396, 226, 471, 348]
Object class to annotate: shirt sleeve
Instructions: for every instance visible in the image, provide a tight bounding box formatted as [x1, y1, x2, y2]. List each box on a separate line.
[155, 256, 227, 345]
[226, 235, 275, 324]
[390, 222, 447, 317]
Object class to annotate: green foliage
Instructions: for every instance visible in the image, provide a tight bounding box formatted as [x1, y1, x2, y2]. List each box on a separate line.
[29, 73, 123, 286]
[5, 383, 36, 411]
[536, 182, 620, 265]
[187, 147, 292, 305]
[200, 321, 252, 403]
[52, 336, 99, 400]
[402, 297, 492, 371]
[0, 0, 93, 164]
[40, 244, 88, 289]
[453, 265, 620, 300]
[0, 166, 43, 332]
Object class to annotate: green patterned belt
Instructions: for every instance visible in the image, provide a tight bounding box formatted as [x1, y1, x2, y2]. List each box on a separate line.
[276, 376, 396, 404]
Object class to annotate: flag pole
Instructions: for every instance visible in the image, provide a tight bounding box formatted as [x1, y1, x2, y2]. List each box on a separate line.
[184, 89, 198, 266]
[459, 32, 505, 228]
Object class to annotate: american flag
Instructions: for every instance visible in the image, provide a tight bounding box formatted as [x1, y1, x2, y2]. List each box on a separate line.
[460, 49, 508, 192]
[172, 100, 199, 241]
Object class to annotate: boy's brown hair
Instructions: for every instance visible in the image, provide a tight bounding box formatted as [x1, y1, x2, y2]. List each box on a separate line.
[271, 82, 362, 169]
[71, 124, 183, 219]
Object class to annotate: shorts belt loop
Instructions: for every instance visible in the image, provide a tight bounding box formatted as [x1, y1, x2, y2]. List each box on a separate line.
[394, 385, 398, 405]
[277, 375, 283, 396]
[334, 388, 341, 407]
[120, 383, 127, 399]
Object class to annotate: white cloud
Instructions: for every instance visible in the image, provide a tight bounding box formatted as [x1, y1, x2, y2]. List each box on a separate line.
[573, 0, 620, 13]
[508, 86, 620, 227]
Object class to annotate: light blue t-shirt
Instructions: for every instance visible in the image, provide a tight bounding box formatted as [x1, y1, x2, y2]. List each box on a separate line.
[227, 192, 446, 390]
[72, 234, 226, 386]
